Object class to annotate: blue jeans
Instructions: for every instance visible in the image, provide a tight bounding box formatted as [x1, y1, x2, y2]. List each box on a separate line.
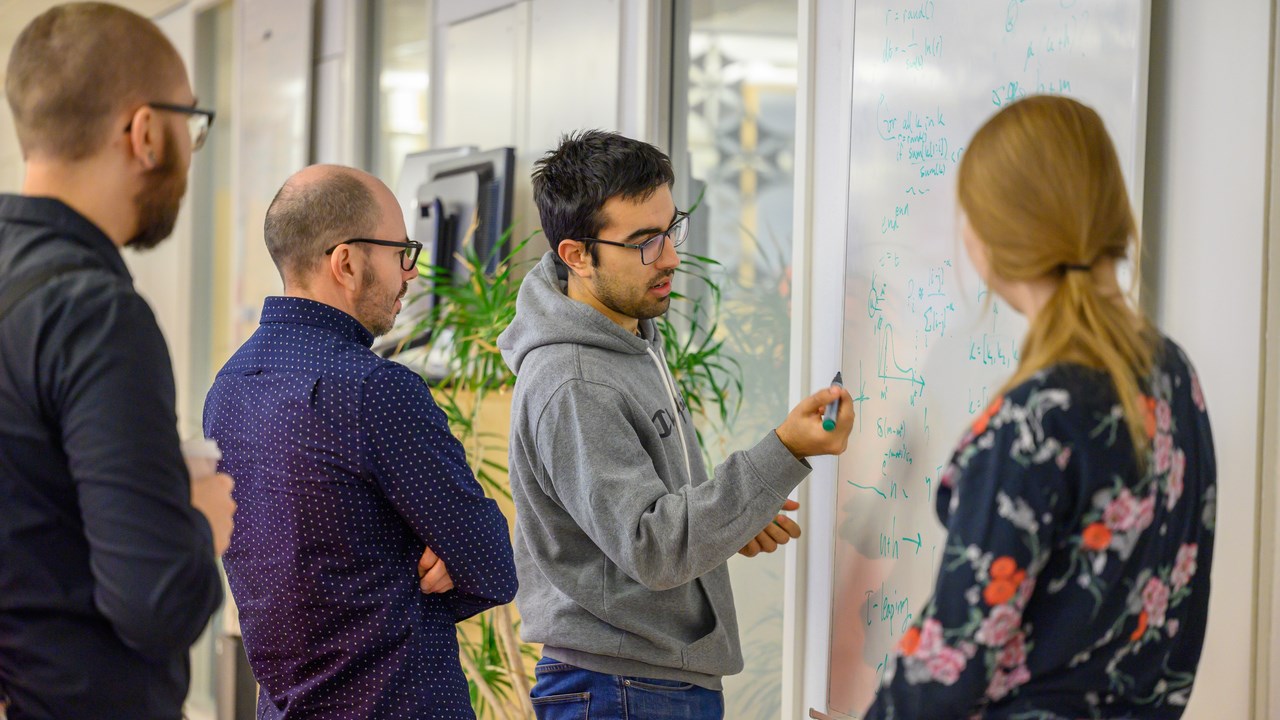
[530, 656, 724, 720]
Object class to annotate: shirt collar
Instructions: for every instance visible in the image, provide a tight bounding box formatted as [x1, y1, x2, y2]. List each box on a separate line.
[0, 194, 132, 278]
[258, 296, 376, 348]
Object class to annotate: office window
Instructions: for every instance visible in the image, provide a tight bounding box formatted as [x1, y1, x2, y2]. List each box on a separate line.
[369, 0, 431, 188]
[185, 3, 235, 718]
[674, 1, 799, 718]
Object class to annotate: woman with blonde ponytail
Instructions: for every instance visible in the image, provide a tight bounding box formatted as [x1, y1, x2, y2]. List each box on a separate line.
[864, 95, 1217, 719]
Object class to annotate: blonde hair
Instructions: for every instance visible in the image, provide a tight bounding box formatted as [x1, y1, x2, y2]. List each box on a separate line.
[958, 95, 1156, 459]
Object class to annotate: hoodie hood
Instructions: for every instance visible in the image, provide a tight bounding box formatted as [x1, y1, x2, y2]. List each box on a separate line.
[499, 251, 658, 375]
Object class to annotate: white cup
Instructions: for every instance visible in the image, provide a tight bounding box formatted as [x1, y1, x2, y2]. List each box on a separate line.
[182, 437, 222, 479]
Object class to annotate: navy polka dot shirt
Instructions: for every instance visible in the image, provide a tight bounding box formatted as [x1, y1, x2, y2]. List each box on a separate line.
[204, 296, 516, 719]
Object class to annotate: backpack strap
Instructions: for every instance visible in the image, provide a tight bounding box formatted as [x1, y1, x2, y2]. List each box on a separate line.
[0, 263, 97, 325]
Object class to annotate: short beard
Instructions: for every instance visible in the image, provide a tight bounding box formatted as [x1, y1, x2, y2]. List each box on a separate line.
[591, 267, 674, 321]
[356, 262, 407, 337]
[126, 129, 186, 251]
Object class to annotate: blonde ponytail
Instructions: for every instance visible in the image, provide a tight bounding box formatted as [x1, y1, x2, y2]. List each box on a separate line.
[960, 95, 1157, 463]
[1005, 268, 1156, 460]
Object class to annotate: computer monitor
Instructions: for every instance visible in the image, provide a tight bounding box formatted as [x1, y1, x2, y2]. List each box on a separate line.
[374, 146, 476, 357]
[419, 146, 516, 278]
[395, 146, 478, 245]
[376, 146, 516, 362]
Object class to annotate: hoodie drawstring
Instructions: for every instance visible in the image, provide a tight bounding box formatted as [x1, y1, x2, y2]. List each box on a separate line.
[645, 346, 693, 481]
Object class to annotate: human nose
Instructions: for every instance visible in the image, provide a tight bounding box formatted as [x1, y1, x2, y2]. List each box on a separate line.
[653, 233, 681, 270]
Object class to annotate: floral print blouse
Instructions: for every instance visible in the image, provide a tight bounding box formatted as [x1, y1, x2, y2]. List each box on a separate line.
[863, 337, 1216, 719]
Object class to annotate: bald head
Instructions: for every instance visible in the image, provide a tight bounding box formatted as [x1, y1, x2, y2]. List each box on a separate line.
[264, 165, 386, 286]
[5, 2, 188, 161]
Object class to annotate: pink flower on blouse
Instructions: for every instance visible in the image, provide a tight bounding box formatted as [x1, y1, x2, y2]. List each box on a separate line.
[917, 618, 945, 657]
[985, 663, 1031, 701]
[1167, 449, 1186, 511]
[1155, 433, 1173, 475]
[1172, 544, 1198, 591]
[1142, 577, 1170, 628]
[925, 645, 969, 686]
[976, 604, 1022, 647]
[997, 631, 1027, 669]
[1055, 447, 1072, 471]
[1135, 493, 1156, 533]
[1104, 490, 1140, 532]
[1156, 399, 1172, 433]
[1015, 575, 1036, 608]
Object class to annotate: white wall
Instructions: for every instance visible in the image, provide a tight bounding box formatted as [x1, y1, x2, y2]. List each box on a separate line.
[128, 3, 198, 438]
[430, 0, 659, 246]
[0, 85, 21, 192]
[796, 0, 1276, 718]
[1141, 2, 1273, 717]
[231, 0, 311, 345]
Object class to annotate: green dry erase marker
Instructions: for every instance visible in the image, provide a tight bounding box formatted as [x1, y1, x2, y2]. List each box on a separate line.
[822, 371, 844, 431]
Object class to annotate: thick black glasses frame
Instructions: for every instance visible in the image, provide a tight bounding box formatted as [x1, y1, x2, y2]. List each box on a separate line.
[324, 238, 424, 272]
[125, 102, 217, 151]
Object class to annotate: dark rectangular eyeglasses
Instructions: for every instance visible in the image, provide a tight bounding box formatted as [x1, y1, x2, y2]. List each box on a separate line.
[580, 211, 690, 265]
[325, 238, 423, 272]
[147, 102, 217, 151]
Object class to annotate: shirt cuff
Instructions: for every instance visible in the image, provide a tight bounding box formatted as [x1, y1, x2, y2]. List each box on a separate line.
[742, 430, 813, 501]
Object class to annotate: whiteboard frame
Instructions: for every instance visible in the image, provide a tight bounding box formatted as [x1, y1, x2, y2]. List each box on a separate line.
[790, 0, 857, 717]
[787, 2, 1154, 717]
[781, 0, 819, 715]
[1259, 3, 1279, 714]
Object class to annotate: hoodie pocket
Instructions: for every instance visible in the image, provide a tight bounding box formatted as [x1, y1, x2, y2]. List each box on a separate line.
[680, 607, 730, 671]
[680, 579, 741, 675]
[612, 579, 728, 673]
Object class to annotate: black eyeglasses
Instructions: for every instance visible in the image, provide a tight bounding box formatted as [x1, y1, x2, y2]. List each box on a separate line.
[580, 211, 690, 265]
[125, 102, 217, 151]
[325, 238, 423, 271]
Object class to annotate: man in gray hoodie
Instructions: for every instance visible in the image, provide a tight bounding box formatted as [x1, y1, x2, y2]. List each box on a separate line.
[498, 130, 854, 719]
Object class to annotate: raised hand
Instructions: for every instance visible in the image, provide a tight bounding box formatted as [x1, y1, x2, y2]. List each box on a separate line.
[775, 384, 855, 459]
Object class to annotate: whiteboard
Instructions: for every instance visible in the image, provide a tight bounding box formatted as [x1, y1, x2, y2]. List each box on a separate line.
[825, 2, 1149, 716]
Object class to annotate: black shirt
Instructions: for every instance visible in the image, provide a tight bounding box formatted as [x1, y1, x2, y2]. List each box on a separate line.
[0, 195, 222, 720]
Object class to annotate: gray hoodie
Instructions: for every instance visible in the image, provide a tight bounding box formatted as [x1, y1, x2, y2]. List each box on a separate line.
[497, 252, 811, 690]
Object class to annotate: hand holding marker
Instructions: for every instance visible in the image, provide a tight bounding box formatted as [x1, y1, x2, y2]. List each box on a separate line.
[763, 371, 842, 538]
[823, 371, 844, 431]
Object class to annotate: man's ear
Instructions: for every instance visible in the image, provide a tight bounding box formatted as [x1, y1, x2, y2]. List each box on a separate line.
[557, 239, 594, 279]
[125, 105, 160, 170]
[328, 244, 361, 291]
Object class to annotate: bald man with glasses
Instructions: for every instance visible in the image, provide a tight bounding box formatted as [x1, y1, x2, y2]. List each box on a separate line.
[203, 164, 516, 719]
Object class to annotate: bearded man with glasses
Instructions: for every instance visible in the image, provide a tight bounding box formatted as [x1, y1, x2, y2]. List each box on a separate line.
[202, 164, 516, 719]
[498, 130, 855, 719]
[0, 4, 234, 719]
